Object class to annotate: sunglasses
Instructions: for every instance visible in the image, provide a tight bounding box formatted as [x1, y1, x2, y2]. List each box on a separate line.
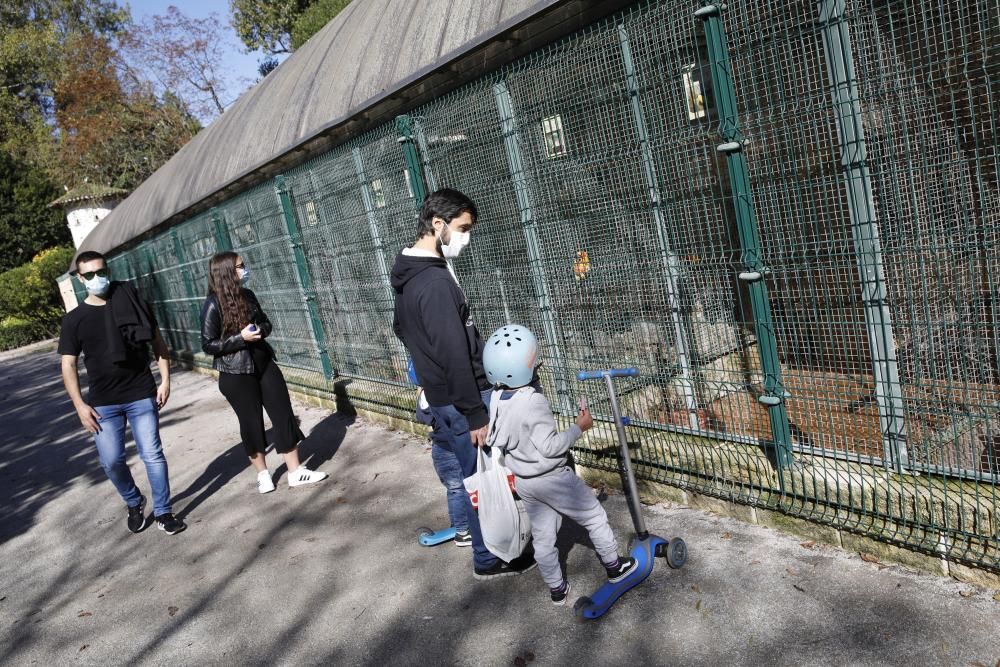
[80, 269, 109, 280]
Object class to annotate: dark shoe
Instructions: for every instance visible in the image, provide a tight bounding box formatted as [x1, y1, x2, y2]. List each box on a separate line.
[473, 553, 537, 581]
[454, 531, 472, 548]
[155, 513, 187, 535]
[606, 556, 639, 583]
[550, 581, 571, 606]
[127, 496, 149, 533]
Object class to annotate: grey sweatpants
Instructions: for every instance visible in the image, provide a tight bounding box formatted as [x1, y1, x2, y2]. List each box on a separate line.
[515, 465, 619, 589]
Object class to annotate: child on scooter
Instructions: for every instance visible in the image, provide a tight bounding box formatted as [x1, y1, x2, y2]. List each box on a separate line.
[482, 325, 637, 605]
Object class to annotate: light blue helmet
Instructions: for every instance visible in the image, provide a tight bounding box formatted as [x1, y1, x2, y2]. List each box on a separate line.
[483, 325, 539, 388]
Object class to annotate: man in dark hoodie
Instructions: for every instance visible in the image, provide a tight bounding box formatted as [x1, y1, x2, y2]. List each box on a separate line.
[391, 188, 535, 580]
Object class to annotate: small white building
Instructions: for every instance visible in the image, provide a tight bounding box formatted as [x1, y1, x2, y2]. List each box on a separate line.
[48, 183, 128, 249]
[49, 183, 127, 312]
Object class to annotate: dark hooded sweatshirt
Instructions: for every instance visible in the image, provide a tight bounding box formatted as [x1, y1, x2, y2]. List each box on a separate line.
[391, 252, 490, 430]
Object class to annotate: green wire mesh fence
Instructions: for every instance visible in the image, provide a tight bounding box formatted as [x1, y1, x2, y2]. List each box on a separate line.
[103, 0, 999, 571]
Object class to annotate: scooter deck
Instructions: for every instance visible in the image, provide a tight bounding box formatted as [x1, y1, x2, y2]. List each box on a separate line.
[417, 526, 457, 546]
[575, 536, 665, 620]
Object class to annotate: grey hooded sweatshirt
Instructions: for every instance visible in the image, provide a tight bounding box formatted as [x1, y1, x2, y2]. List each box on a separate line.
[486, 387, 583, 479]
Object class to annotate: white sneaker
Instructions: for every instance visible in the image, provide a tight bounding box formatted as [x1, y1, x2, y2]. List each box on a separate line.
[257, 470, 275, 494]
[288, 466, 328, 488]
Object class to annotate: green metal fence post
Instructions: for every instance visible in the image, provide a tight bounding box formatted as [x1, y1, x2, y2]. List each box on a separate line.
[696, 4, 796, 473]
[274, 175, 335, 380]
[818, 0, 909, 474]
[211, 207, 232, 252]
[396, 115, 429, 205]
[412, 118, 439, 193]
[618, 23, 701, 431]
[492, 80, 572, 413]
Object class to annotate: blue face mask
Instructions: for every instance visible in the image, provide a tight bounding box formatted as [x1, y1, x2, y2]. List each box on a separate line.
[84, 275, 111, 296]
[238, 267, 250, 286]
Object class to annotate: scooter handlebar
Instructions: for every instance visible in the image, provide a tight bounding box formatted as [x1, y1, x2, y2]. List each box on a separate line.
[576, 368, 640, 381]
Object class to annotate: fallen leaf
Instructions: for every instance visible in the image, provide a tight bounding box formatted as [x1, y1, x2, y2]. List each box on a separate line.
[691, 585, 701, 593]
[968, 662, 989, 667]
[959, 590, 976, 598]
[526, 652, 535, 662]
[515, 658, 527, 667]
[721, 532, 733, 539]
[0, 596, 5, 602]
[242, 529, 252, 534]
[800, 541, 816, 549]
[336, 497, 348, 504]
[785, 568, 799, 577]
[97, 594, 104, 598]
[859, 552, 881, 564]
[793, 584, 806, 592]
[258, 544, 267, 550]
[305, 537, 318, 543]
[79, 645, 89, 652]
[168, 606, 179, 617]
[695, 599, 701, 610]
[993, 592, 1000, 602]
[750, 560, 761, 565]
[77, 612, 92, 617]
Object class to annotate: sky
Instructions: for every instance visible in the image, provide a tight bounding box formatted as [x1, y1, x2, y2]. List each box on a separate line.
[128, 0, 277, 108]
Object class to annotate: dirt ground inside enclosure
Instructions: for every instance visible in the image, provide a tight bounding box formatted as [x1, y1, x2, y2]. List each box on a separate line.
[0, 345, 998, 667]
[640, 362, 1000, 473]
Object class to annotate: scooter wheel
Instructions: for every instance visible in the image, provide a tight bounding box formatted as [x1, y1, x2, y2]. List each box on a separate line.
[666, 538, 688, 569]
[573, 596, 593, 619]
[416, 527, 433, 539]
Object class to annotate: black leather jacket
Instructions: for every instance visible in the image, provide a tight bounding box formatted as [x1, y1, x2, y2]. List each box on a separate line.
[200, 289, 274, 375]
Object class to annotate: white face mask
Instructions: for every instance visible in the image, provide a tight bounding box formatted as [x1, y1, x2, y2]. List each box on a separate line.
[440, 227, 471, 259]
[83, 275, 111, 296]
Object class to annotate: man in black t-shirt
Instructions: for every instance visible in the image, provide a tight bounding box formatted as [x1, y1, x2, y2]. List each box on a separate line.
[59, 251, 186, 536]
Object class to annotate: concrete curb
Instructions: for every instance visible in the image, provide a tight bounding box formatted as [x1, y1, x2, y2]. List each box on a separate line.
[576, 465, 1000, 590]
[0, 338, 57, 362]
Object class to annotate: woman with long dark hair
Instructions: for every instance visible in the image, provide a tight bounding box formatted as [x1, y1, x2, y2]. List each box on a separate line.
[200, 251, 328, 493]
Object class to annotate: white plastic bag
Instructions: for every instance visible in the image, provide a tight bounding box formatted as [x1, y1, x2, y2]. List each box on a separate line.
[464, 446, 531, 561]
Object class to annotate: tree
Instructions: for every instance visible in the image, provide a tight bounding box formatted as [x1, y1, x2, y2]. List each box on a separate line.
[0, 0, 127, 165]
[0, 151, 69, 272]
[290, 0, 350, 49]
[120, 6, 247, 123]
[229, 0, 311, 55]
[49, 31, 201, 190]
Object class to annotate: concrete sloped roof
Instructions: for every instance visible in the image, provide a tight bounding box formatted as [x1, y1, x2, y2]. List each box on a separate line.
[48, 183, 128, 209]
[74, 0, 573, 263]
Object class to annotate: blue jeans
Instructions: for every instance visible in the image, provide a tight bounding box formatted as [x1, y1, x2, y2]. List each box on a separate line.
[93, 397, 172, 516]
[429, 389, 497, 570]
[431, 443, 469, 533]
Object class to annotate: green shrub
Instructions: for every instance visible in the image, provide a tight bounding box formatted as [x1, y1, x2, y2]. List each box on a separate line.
[0, 245, 74, 322]
[0, 317, 58, 352]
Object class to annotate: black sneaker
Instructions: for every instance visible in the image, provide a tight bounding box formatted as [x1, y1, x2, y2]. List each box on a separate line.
[473, 552, 537, 581]
[155, 513, 187, 535]
[606, 556, 639, 583]
[454, 531, 472, 548]
[550, 581, 571, 606]
[127, 496, 149, 533]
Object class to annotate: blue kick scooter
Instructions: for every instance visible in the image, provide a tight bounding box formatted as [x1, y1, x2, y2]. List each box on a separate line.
[416, 526, 456, 546]
[574, 368, 687, 620]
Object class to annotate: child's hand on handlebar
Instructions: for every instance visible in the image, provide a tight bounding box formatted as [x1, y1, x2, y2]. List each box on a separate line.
[576, 396, 593, 432]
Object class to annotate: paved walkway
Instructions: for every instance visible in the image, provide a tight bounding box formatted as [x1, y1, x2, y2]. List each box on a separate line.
[0, 349, 997, 666]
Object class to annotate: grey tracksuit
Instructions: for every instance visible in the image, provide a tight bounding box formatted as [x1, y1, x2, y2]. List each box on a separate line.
[486, 387, 620, 589]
